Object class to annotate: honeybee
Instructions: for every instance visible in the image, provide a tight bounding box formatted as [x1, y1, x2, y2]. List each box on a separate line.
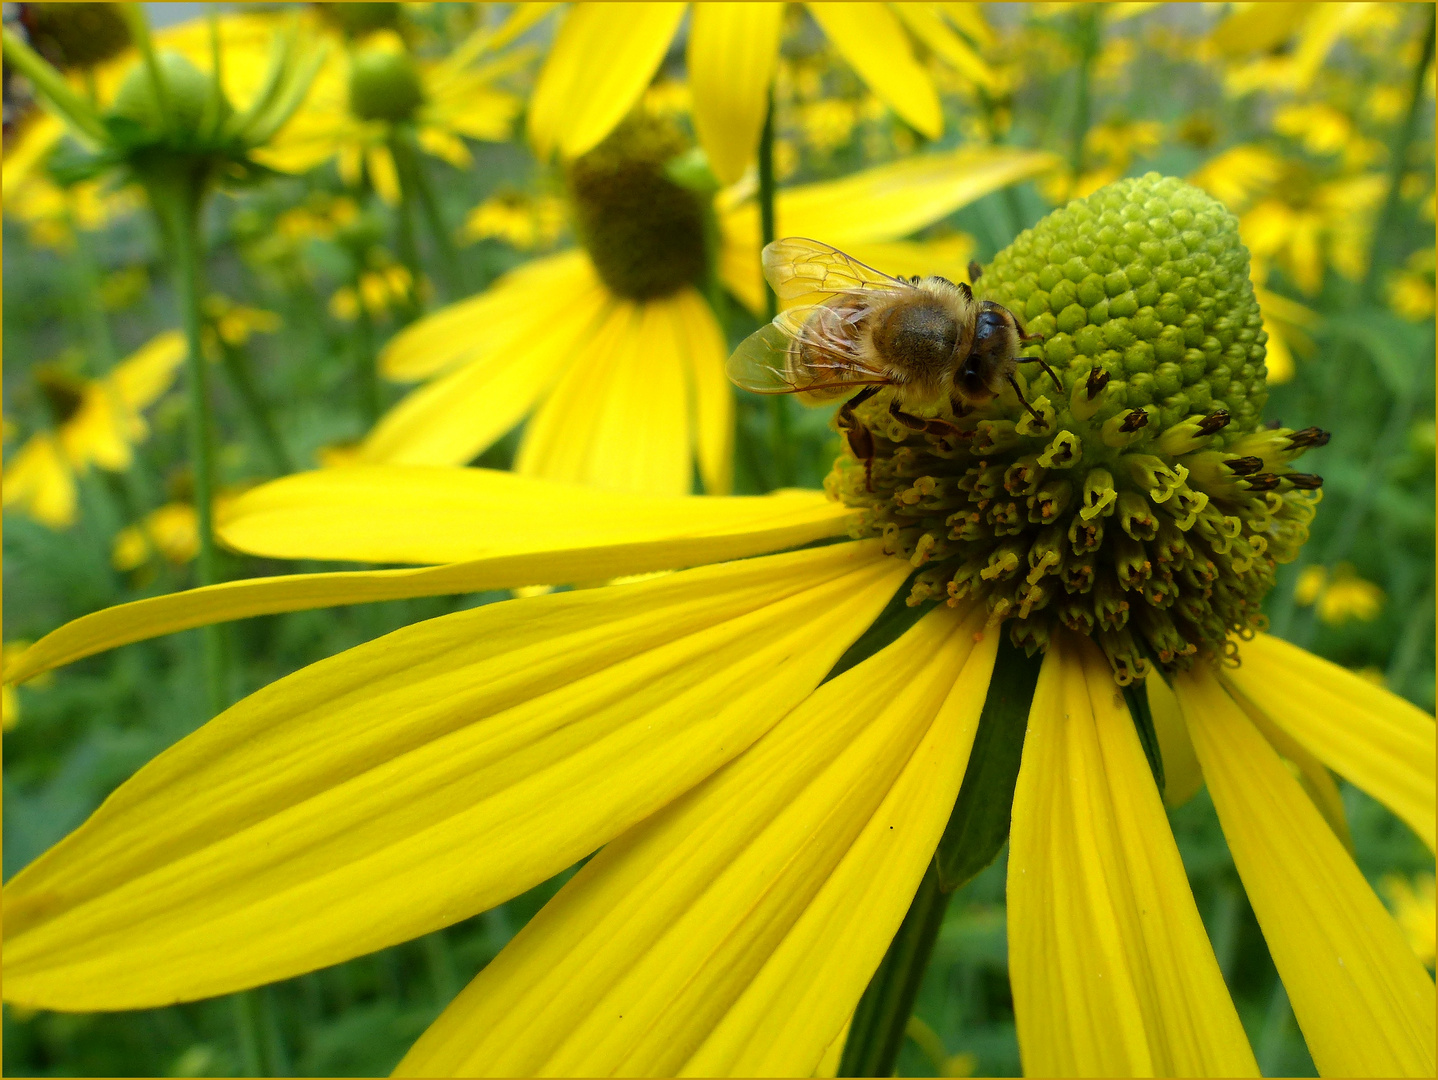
[727, 238, 1058, 487]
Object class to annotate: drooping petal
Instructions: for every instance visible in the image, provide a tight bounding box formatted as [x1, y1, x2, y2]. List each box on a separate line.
[889, 4, 998, 91]
[367, 143, 401, 206]
[1175, 668, 1437, 1078]
[527, 2, 685, 159]
[1008, 635, 1258, 1078]
[516, 294, 695, 496]
[1224, 632, 1436, 851]
[9, 477, 857, 684]
[671, 287, 734, 495]
[804, 3, 942, 139]
[3, 543, 909, 1011]
[718, 147, 1058, 312]
[396, 605, 995, 1077]
[1147, 672, 1204, 808]
[687, 2, 784, 185]
[358, 253, 607, 466]
[1, 433, 77, 531]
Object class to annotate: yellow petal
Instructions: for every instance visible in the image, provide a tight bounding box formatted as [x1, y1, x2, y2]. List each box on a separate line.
[1148, 672, 1204, 808]
[4, 543, 908, 1010]
[672, 288, 735, 495]
[367, 144, 401, 207]
[1175, 668, 1437, 1078]
[109, 330, 186, 409]
[687, 3, 784, 185]
[396, 605, 994, 1077]
[1225, 632, 1436, 851]
[719, 147, 1058, 312]
[889, 3, 998, 90]
[804, 3, 941, 138]
[1008, 635, 1258, 1077]
[2, 433, 77, 530]
[362, 257, 607, 466]
[516, 294, 695, 496]
[527, 2, 685, 159]
[9, 479, 858, 685]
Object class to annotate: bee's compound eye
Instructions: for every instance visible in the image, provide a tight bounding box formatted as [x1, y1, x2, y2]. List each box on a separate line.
[973, 309, 1006, 346]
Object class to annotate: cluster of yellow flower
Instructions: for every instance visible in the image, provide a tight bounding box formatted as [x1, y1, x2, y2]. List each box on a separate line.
[1, 4, 1432, 1078]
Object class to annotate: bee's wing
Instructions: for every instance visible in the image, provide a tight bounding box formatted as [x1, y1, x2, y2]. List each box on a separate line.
[763, 237, 911, 304]
[726, 307, 890, 396]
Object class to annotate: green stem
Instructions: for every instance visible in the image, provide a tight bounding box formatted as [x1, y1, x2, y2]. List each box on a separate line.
[148, 165, 227, 716]
[386, 143, 425, 313]
[1364, 11, 1434, 301]
[1069, 6, 1102, 183]
[64, 208, 119, 370]
[757, 90, 790, 489]
[838, 861, 951, 1077]
[392, 129, 466, 299]
[217, 341, 294, 474]
[231, 991, 265, 1077]
[353, 278, 381, 427]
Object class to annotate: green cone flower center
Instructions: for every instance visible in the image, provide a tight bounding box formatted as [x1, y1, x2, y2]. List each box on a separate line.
[22, 3, 130, 69]
[319, 2, 402, 39]
[827, 175, 1325, 683]
[348, 45, 425, 123]
[567, 118, 710, 301]
[109, 50, 233, 140]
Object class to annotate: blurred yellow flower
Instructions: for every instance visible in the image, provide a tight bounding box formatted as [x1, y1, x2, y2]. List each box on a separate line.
[525, 2, 996, 185]
[202, 295, 282, 350]
[2, 171, 142, 252]
[256, 26, 522, 205]
[1252, 285, 1318, 384]
[3, 332, 186, 530]
[1272, 102, 1386, 171]
[1381, 873, 1436, 969]
[1042, 117, 1164, 203]
[1239, 170, 1386, 295]
[1387, 248, 1437, 322]
[0, 641, 50, 732]
[112, 493, 240, 572]
[461, 192, 568, 251]
[1210, 2, 1383, 96]
[1187, 144, 1285, 215]
[330, 261, 414, 322]
[1295, 564, 1386, 625]
[352, 133, 1054, 497]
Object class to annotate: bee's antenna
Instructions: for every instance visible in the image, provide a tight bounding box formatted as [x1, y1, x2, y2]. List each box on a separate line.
[1017, 355, 1062, 389]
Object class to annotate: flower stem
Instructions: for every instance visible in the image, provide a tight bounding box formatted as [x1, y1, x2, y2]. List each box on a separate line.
[392, 129, 466, 299]
[217, 340, 294, 475]
[1068, 6, 1102, 184]
[352, 285, 381, 427]
[838, 861, 951, 1078]
[231, 990, 265, 1077]
[148, 166, 227, 717]
[1365, 10, 1434, 301]
[758, 90, 791, 488]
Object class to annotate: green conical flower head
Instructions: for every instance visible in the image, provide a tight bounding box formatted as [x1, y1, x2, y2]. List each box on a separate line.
[827, 173, 1326, 683]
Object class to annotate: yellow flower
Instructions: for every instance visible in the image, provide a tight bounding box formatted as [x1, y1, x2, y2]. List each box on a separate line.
[202, 294, 281, 350]
[1388, 247, 1437, 322]
[1208, 2, 1386, 97]
[1239, 171, 1386, 295]
[329, 261, 414, 322]
[1381, 873, 1437, 969]
[2, 170, 143, 251]
[2, 464, 1433, 1077]
[352, 135, 1054, 496]
[2, 332, 185, 529]
[6, 175, 1431, 1078]
[112, 492, 241, 572]
[461, 191, 568, 251]
[254, 25, 522, 205]
[1251, 284, 1318, 384]
[524, 2, 997, 185]
[1295, 564, 1387, 625]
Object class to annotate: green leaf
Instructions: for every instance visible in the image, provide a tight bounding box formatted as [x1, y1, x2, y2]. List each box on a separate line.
[933, 635, 1042, 894]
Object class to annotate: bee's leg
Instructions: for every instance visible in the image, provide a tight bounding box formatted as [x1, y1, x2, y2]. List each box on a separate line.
[838, 386, 881, 491]
[1006, 373, 1046, 423]
[888, 399, 963, 442]
[1016, 354, 1062, 389]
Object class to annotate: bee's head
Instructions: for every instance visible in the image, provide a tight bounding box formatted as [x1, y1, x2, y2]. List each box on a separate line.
[962, 302, 1023, 387]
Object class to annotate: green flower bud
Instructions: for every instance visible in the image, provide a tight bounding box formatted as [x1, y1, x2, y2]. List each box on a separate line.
[829, 174, 1327, 683]
[348, 45, 425, 123]
[109, 50, 231, 140]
